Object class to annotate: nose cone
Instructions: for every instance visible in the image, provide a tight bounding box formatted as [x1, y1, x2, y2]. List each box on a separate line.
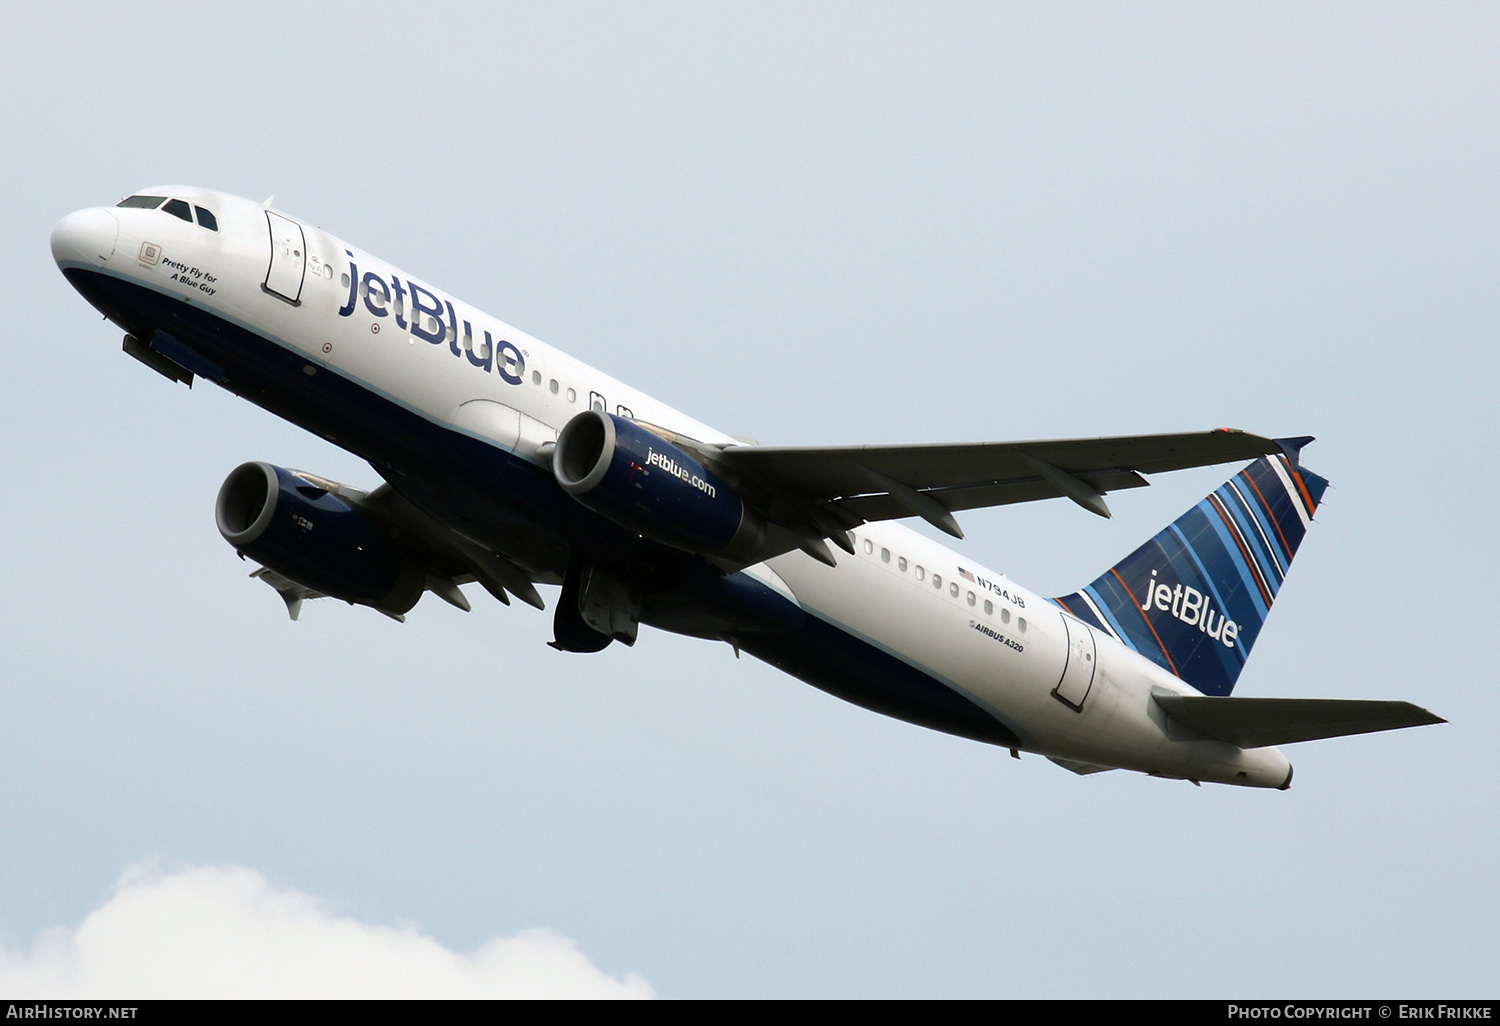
[52, 208, 119, 269]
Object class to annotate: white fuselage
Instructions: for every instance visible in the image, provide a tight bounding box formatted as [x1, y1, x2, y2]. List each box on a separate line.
[52, 186, 1293, 788]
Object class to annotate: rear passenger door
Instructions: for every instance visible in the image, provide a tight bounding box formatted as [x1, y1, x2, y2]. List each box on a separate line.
[1053, 614, 1098, 711]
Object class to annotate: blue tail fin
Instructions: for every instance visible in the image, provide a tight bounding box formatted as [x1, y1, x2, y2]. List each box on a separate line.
[1053, 453, 1329, 696]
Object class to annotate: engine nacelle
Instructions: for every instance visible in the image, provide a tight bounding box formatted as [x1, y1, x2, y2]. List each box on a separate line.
[553, 411, 763, 561]
[215, 462, 424, 615]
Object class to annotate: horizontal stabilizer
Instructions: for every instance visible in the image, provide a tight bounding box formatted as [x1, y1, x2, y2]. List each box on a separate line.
[1152, 692, 1446, 747]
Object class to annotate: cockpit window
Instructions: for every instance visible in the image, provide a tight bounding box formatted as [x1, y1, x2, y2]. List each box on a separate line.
[194, 206, 218, 232]
[117, 195, 166, 209]
[162, 199, 192, 222]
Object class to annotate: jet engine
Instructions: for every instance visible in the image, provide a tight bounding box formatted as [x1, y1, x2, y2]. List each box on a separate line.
[215, 462, 425, 615]
[552, 411, 763, 561]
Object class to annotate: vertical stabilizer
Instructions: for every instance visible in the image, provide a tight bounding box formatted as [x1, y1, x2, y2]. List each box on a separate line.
[1054, 452, 1329, 696]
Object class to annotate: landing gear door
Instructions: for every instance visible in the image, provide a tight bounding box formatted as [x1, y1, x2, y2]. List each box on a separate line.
[1053, 613, 1098, 711]
[263, 211, 307, 304]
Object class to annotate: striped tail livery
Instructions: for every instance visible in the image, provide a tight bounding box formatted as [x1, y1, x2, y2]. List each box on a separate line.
[1054, 442, 1328, 696]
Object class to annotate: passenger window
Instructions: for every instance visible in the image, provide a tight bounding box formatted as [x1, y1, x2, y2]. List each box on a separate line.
[932, 574, 942, 589]
[881, 548, 890, 563]
[967, 591, 976, 606]
[532, 371, 542, 385]
[549, 379, 559, 394]
[1018, 617, 1027, 632]
[341, 273, 351, 289]
[567, 387, 577, 403]
[915, 566, 924, 581]
[194, 206, 218, 231]
[162, 198, 192, 222]
[590, 392, 606, 412]
[950, 583, 959, 598]
[984, 599, 993, 614]
[445, 320, 456, 343]
[1001, 608, 1011, 624]
[898, 557, 907, 572]
[117, 195, 166, 209]
[617, 405, 634, 418]
[863, 539, 873, 554]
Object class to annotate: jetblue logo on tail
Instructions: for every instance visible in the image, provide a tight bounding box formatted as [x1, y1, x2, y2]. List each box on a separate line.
[338, 254, 525, 385]
[1139, 568, 1240, 649]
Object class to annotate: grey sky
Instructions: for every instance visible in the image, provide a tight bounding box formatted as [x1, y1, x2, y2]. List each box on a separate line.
[0, 3, 1494, 997]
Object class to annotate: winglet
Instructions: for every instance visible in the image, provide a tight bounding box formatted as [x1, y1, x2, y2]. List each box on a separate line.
[1274, 436, 1316, 466]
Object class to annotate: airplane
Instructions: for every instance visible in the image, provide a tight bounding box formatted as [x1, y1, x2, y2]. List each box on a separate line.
[50, 186, 1443, 789]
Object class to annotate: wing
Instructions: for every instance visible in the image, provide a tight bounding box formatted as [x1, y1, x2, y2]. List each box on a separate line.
[711, 429, 1296, 553]
[354, 483, 547, 610]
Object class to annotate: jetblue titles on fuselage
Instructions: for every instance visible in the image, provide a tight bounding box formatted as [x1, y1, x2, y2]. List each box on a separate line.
[339, 252, 526, 385]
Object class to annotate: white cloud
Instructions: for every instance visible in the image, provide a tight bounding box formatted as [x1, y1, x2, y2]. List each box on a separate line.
[0, 863, 654, 999]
